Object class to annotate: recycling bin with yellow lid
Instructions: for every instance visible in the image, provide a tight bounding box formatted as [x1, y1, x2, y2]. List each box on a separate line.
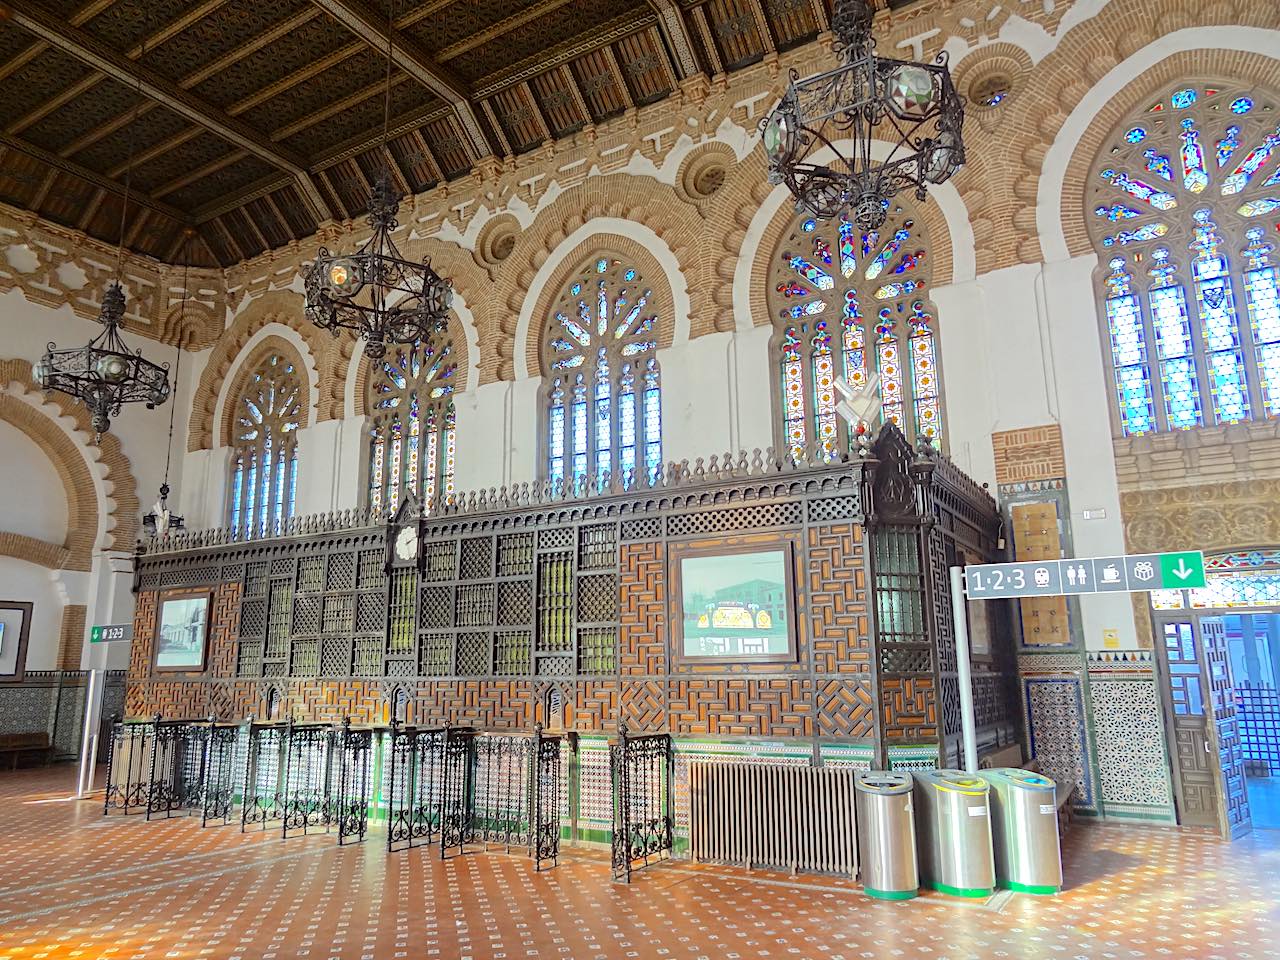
[912, 769, 995, 898]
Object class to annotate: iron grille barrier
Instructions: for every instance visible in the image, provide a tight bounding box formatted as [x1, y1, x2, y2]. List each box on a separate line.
[201, 723, 241, 826]
[241, 721, 287, 831]
[103, 715, 211, 818]
[610, 724, 674, 882]
[280, 722, 336, 839]
[386, 722, 448, 853]
[385, 724, 563, 868]
[333, 720, 378, 845]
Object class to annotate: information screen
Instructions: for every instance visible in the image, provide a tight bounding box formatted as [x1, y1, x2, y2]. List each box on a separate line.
[679, 549, 790, 658]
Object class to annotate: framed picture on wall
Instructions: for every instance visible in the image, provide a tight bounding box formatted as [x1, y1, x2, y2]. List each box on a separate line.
[153, 588, 212, 672]
[670, 540, 797, 664]
[0, 601, 33, 683]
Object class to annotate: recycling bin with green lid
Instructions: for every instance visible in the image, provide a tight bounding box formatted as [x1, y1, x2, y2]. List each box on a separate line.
[855, 771, 919, 900]
[912, 769, 995, 898]
[977, 768, 1062, 894]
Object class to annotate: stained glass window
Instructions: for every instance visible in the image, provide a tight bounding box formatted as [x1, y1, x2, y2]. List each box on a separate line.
[542, 255, 662, 488]
[227, 352, 302, 537]
[367, 337, 457, 512]
[767, 204, 942, 456]
[1088, 82, 1280, 435]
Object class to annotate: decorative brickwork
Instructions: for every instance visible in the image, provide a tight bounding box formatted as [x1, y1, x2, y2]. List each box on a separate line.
[881, 677, 938, 741]
[992, 425, 1066, 487]
[56, 605, 86, 671]
[669, 679, 812, 738]
[815, 678, 876, 738]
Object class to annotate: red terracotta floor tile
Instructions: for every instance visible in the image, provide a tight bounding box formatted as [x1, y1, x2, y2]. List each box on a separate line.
[0, 767, 1277, 959]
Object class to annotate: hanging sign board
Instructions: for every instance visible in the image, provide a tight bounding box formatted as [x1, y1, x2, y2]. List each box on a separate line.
[89, 623, 133, 644]
[961, 551, 1206, 600]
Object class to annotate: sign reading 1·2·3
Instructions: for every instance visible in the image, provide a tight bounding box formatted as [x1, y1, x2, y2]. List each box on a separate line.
[962, 551, 1207, 600]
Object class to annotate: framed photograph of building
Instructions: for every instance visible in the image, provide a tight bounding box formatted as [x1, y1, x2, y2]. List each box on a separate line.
[670, 540, 796, 663]
[0, 601, 33, 683]
[154, 588, 212, 672]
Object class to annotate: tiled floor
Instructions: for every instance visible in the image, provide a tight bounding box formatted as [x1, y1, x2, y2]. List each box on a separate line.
[1, 767, 1278, 960]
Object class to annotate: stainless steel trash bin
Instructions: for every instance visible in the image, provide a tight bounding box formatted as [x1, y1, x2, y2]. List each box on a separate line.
[978, 768, 1062, 894]
[855, 771, 919, 900]
[912, 769, 995, 898]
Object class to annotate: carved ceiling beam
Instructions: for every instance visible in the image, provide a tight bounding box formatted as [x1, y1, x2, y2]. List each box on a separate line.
[0, 0, 111, 83]
[211, 215, 248, 262]
[436, 0, 579, 62]
[261, 193, 292, 241]
[29, 169, 58, 209]
[152, 149, 249, 199]
[745, 0, 778, 53]
[409, 128, 444, 184]
[807, 0, 829, 31]
[643, 0, 701, 79]
[177, 7, 318, 89]
[692, 6, 724, 75]
[7, 0, 333, 222]
[522, 81, 554, 143]
[124, 0, 235, 58]
[240, 207, 271, 252]
[77, 187, 107, 231]
[380, 145, 412, 196]
[5, 72, 104, 136]
[57, 102, 158, 159]
[602, 46, 635, 110]
[308, 0, 494, 161]
[192, 173, 293, 223]
[271, 72, 413, 144]
[558, 65, 593, 127]
[0, 131, 189, 221]
[105, 126, 204, 180]
[315, 170, 351, 222]
[480, 100, 516, 157]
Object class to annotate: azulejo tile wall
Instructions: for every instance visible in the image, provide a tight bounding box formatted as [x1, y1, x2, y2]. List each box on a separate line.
[1088, 665, 1175, 821]
[1024, 676, 1095, 809]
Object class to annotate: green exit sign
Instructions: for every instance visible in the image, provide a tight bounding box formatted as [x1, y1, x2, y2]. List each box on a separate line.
[90, 623, 132, 643]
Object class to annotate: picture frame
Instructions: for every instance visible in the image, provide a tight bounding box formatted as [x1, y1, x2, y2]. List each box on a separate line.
[669, 539, 798, 665]
[153, 587, 212, 673]
[0, 601, 33, 683]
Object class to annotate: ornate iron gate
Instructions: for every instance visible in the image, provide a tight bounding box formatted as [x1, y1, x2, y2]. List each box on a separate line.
[610, 725, 673, 882]
[440, 727, 476, 858]
[241, 721, 286, 831]
[104, 716, 209, 818]
[103, 717, 153, 815]
[386, 722, 448, 852]
[333, 720, 376, 844]
[281, 722, 336, 838]
[201, 723, 240, 826]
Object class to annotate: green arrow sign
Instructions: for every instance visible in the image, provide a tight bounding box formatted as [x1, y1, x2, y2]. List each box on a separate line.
[1159, 551, 1206, 589]
[90, 623, 132, 643]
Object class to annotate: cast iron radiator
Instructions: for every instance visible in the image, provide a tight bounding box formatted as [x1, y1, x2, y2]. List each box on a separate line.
[688, 762, 859, 879]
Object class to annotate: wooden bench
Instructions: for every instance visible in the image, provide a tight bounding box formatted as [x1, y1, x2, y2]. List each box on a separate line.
[0, 732, 54, 770]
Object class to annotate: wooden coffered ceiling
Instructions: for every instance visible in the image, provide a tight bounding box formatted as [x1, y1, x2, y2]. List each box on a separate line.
[0, 0, 863, 268]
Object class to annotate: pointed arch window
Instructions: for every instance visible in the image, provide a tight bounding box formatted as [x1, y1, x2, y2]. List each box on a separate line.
[366, 338, 457, 512]
[542, 255, 662, 489]
[767, 204, 942, 457]
[228, 353, 301, 537]
[1087, 83, 1280, 435]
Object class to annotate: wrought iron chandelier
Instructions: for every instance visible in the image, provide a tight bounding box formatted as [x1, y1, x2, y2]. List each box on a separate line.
[34, 16, 169, 439]
[304, 0, 453, 361]
[34, 284, 171, 439]
[761, 0, 965, 230]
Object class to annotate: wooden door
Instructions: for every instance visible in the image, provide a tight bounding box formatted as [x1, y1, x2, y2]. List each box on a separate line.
[1200, 618, 1252, 838]
[1156, 619, 1221, 828]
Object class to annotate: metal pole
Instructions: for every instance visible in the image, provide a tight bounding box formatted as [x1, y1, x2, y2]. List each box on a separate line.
[950, 566, 978, 773]
[76, 668, 104, 797]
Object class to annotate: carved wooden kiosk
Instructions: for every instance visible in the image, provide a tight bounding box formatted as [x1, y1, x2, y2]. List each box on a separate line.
[127, 427, 1020, 850]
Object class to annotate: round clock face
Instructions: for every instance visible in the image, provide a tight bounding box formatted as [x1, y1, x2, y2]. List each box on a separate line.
[395, 526, 418, 560]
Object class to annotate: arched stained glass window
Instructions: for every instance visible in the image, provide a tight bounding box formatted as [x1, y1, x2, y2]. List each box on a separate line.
[1088, 83, 1280, 436]
[767, 204, 942, 456]
[228, 352, 301, 536]
[366, 338, 457, 512]
[541, 255, 662, 488]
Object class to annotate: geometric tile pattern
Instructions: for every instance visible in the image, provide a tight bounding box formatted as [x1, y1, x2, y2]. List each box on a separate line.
[1090, 678, 1174, 808]
[3, 767, 1278, 960]
[618, 541, 665, 676]
[815, 678, 875, 737]
[668, 679, 812, 737]
[1025, 677, 1094, 807]
[881, 676, 937, 740]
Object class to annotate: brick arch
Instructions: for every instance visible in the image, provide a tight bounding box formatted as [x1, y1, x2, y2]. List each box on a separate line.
[979, 0, 1280, 268]
[189, 290, 342, 452]
[219, 336, 313, 452]
[0, 358, 139, 560]
[1060, 51, 1280, 260]
[522, 236, 679, 380]
[492, 174, 706, 383]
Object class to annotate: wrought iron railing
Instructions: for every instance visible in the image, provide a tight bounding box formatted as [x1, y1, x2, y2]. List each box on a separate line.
[610, 724, 674, 882]
[386, 723, 449, 853]
[103, 715, 212, 818]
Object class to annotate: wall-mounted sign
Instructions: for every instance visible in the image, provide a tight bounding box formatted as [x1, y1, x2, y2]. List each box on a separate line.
[89, 623, 132, 644]
[962, 551, 1206, 600]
